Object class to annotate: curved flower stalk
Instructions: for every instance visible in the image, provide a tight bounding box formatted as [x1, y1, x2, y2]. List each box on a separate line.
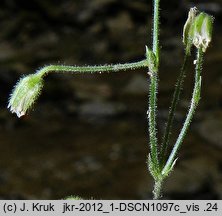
[152, 10, 214, 199]
[8, 60, 148, 118]
[161, 12, 213, 176]
[7, 0, 214, 200]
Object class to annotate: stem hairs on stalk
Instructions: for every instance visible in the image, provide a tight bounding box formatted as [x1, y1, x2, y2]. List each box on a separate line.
[151, 7, 213, 199]
[8, 60, 147, 118]
[7, 0, 214, 200]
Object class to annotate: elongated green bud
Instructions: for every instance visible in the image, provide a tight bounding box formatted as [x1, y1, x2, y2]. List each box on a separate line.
[190, 12, 214, 52]
[183, 7, 198, 54]
[8, 74, 43, 118]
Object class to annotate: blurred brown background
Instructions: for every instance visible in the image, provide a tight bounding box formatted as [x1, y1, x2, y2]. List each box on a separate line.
[0, 0, 221, 199]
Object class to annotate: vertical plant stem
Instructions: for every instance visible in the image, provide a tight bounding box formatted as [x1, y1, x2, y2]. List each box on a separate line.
[148, 72, 159, 168]
[148, 0, 161, 198]
[160, 53, 189, 167]
[153, 179, 163, 199]
[149, 0, 160, 164]
[153, 0, 160, 60]
[162, 48, 203, 175]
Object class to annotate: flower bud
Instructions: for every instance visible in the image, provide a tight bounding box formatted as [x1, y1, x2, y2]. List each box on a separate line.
[8, 74, 43, 118]
[191, 12, 214, 52]
[183, 7, 198, 54]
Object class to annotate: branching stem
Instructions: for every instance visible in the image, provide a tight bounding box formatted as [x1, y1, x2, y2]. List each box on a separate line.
[160, 53, 189, 167]
[7, 0, 211, 200]
[162, 48, 203, 175]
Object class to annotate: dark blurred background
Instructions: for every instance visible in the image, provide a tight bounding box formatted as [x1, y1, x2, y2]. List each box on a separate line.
[0, 0, 222, 199]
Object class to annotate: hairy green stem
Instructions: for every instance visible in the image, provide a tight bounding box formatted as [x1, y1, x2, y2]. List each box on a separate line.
[36, 60, 147, 77]
[148, 0, 161, 198]
[153, 179, 163, 199]
[160, 53, 189, 167]
[148, 72, 159, 169]
[152, 0, 160, 61]
[162, 48, 203, 175]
